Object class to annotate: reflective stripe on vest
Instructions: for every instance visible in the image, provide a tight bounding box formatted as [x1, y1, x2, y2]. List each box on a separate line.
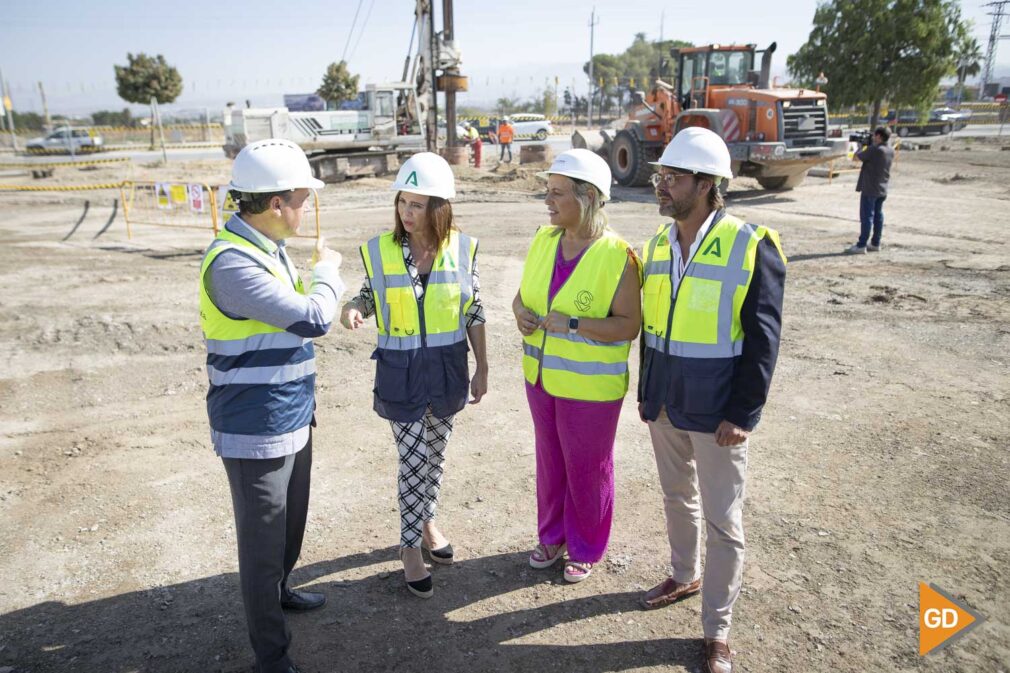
[199, 225, 315, 435]
[642, 213, 783, 359]
[361, 230, 475, 350]
[519, 225, 633, 401]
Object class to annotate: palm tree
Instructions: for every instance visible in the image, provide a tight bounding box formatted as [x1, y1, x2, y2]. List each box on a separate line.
[953, 34, 983, 108]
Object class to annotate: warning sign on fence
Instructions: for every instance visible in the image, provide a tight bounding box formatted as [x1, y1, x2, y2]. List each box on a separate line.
[218, 186, 239, 224]
[170, 184, 188, 206]
[156, 183, 171, 210]
[188, 184, 204, 213]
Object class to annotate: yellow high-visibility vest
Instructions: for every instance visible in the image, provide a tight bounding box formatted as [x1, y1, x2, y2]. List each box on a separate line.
[519, 225, 634, 401]
[642, 213, 785, 358]
[360, 230, 476, 350]
[199, 227, 316, 435]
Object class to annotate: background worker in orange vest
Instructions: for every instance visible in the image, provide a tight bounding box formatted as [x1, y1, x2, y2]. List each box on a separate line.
[497, 117, 515, 164]
[462, 122, 482, 168]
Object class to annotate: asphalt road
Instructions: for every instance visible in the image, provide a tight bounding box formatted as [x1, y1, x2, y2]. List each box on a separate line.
[2, 123, 1004, 165]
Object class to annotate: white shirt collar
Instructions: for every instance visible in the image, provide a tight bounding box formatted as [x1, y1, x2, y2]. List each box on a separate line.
[668, 210, 717, 267]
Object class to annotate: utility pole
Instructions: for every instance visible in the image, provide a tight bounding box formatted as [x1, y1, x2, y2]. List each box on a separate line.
[587, 7, 599, 129]
[0, 68, 17, 152]
[152, 96, 168, 164]
[443, 0, 460, 148]
[982, 1, 1010, 98]
[38, 81, 52, 132]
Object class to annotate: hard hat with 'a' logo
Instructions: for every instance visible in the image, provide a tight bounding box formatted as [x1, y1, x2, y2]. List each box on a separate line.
[391, 152, 456, 200]
[651, 126, 733, 181]
[229, 138, 324, 193]
[537, 148, 612, 201]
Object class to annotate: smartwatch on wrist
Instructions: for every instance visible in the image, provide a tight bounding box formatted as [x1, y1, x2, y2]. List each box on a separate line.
[568, 316, 580, 334]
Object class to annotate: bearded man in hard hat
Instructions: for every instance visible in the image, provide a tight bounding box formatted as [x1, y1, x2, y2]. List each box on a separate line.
[200, 138, 344, 673]
[637, 127, 786, 673]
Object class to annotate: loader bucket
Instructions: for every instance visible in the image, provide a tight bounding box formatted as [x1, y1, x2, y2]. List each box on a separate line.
[571, 130, 609, 153]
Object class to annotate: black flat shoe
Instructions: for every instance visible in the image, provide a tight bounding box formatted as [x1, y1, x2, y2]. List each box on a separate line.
[400, 548, 434, 598]
[281, 588, 326, 611]
[424, 543, 454, 565]
[406, 573, 433, 599]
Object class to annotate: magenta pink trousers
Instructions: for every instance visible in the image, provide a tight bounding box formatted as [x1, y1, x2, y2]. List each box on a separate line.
[525, 379, 623, 563]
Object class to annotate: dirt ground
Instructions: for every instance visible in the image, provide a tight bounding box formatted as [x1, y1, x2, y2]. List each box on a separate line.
[0, 140, 1008, 673]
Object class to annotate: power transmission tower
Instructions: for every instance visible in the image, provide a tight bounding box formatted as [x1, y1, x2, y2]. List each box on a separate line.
[587, 7, 599, 129]
[982, 0, 1010, 96]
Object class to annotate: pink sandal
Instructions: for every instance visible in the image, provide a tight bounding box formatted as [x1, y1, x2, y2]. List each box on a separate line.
[564, 561, 593, 583]
[529, 542, 566, 569]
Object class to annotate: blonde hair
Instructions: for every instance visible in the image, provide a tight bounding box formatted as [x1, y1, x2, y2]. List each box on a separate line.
[571, 179, 608, 239]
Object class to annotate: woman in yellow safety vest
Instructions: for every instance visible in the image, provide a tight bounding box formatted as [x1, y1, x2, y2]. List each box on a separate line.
[512, 149, 642, 583]
[340, 152, 488, 598]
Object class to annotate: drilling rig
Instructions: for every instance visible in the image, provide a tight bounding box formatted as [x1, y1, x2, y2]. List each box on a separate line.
[222, 0, 468, 181]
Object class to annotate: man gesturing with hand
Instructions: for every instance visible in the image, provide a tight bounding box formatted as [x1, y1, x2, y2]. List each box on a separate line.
[200, 139, 344, 673]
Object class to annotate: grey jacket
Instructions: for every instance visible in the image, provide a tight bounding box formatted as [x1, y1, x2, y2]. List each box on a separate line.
[856, 143, 895, 198]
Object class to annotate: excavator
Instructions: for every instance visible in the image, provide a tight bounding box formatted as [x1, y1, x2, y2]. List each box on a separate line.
[574, 43, 848, 190]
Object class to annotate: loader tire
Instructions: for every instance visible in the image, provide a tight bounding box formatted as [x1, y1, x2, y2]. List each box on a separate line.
[611, 130, 653, 187]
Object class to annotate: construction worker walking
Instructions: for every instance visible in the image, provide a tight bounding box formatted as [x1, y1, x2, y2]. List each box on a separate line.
[637, 128, 786, 673]
[497, 116, 515, 164]
[339, 152, 488, 599]
[200, 139, 344, 673]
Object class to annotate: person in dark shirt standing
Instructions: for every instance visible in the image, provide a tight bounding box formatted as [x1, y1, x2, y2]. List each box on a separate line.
[846, 126, 895, 254]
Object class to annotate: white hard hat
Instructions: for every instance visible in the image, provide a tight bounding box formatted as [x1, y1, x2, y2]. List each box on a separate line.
[651, 126, 733, 180]
[229, 138, 324, 193]
[391, 152, 456, 200]
[537, 148, 612, 201]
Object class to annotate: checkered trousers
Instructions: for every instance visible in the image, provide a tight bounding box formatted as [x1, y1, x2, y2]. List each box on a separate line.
[390, 412, 455, 548]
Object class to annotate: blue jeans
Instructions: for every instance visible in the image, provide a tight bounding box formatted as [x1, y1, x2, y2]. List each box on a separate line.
[858, 194, 886, 247]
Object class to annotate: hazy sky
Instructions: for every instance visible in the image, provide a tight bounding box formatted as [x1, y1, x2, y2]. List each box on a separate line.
[3, 0, 1007, 115]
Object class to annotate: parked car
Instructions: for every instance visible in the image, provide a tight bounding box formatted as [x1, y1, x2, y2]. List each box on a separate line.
[459, 114, 554, 142]
[884, 108, 970, 137]
[436, 119, 467, 141]
[26, 127, 104, 154]
[506, 113, 552, 141]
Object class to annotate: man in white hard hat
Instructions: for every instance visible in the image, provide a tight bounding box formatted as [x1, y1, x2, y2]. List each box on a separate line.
[637, 127, 786, 673]
[199, 138, 344, 673]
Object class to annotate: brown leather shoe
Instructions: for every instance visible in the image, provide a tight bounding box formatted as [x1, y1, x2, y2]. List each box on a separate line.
[704, 639, 733, 673]
[640, 576, 701, 610]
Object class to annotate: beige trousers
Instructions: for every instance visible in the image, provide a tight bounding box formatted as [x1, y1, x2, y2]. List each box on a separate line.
[648, 409, 748, 641]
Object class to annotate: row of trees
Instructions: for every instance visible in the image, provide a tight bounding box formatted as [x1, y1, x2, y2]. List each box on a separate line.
[582, 33, 694, 119]
[3, 108, 134, 132]
[111, 52, 361, 112]
[570, 2, 984, 129]
[787, 0, 985, 126]
[54, 6, 992, 134]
